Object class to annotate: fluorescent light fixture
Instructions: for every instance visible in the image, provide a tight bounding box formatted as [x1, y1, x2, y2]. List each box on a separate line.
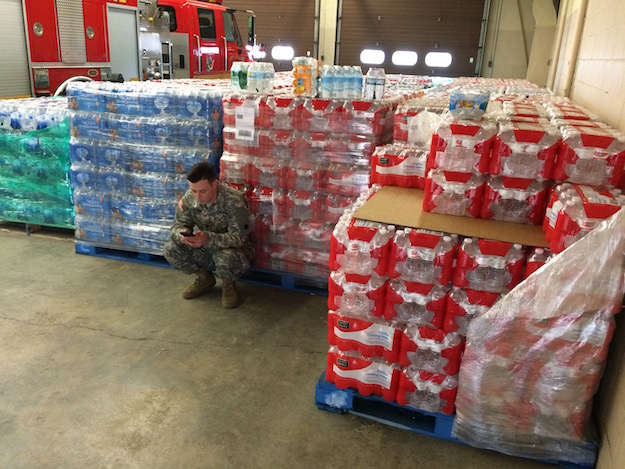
[271, 46, 294, 61]
[392, 50, 418, 66]
[360, 49, 385, 65]
[425, 52, 452, 68]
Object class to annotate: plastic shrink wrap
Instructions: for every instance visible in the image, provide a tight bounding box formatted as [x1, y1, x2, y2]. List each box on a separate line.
[452, 209, 625, 466]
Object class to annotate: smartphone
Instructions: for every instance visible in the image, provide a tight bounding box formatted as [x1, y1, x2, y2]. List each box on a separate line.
[180, 231, 195, 237]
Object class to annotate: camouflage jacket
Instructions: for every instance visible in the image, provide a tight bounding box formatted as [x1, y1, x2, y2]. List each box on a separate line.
[171, 182, 252, 249]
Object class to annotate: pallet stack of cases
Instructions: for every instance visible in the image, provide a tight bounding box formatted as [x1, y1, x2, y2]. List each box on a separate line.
[219, 68, 425, 281]
[325, 77, 625, 466]
[66, 80, 225, 254]
[0, 98, 73, 228]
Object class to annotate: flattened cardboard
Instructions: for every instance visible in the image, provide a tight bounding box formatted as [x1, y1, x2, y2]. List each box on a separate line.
[353, 186, 549, 247]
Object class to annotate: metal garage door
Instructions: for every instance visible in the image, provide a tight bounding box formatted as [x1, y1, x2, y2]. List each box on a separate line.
[224, 0, 318, 71]
[337, 0, 488, 77]
[0, 0, 32, 97]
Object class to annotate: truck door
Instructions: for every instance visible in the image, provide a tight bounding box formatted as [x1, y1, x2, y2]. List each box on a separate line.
[194, 6, 223, 75]
[221, 10, 247, 70]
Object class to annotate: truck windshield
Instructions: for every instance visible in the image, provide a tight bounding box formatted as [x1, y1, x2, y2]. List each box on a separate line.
[223, 11, 242, 47]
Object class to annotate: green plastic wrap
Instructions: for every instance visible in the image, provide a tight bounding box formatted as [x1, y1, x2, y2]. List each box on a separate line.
[0, 117, 73, 228]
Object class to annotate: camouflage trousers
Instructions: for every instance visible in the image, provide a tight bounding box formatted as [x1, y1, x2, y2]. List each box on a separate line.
[163, 239, 253, 281]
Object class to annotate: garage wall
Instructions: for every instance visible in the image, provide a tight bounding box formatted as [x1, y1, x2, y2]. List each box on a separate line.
[548, 3, 625, 467]
[482, 0, 556, 86]
[551, 0, 625, 131]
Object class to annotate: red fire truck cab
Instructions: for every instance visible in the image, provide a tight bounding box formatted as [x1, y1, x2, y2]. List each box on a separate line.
[21, 0, 256, 96]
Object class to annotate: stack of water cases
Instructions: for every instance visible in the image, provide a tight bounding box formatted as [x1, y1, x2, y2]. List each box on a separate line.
[67, 81, 224, 254]
[453, 209, 625, 466]
[371, 88, 448, 190]
[220, 91, 404, 279]
[542, 100, 625, 252]
[0, 98, 73, 228]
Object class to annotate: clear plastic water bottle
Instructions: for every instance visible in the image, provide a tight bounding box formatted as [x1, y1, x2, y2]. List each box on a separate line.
[320, 65, 334, 99]
[350, 66, 363, 99]
[247, 62, 262, 94]
[332, 66, 344, 99]
[364, 67, 386, 100]
[230, 62, 249, 92]
[261, 62, 275, 94]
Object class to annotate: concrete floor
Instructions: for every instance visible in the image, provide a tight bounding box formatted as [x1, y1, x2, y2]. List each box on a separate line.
[0, 225, 556, 469]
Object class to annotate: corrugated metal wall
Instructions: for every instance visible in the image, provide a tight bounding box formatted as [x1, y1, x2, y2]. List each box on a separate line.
[337, 0, 486, 76]
[225, 0, 316, 71]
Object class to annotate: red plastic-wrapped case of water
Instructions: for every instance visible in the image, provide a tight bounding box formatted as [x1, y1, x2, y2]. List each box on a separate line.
[396, 366, 458, 415]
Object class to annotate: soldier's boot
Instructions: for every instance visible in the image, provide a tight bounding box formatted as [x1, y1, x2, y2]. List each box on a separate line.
[182, 270, 216, 299]
[221, 279, 239, 309]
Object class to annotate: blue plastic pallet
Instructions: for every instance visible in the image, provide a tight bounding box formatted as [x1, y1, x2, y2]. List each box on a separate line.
[74, 242, 328, 295]
[241, 266, 328, 296]
[75, 242, 170, 267]
[315, 373, 457, 441]
[315, 373, 596, 469]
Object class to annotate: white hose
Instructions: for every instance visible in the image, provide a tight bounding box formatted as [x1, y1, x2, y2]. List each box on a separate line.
[53, 76, 94, 97]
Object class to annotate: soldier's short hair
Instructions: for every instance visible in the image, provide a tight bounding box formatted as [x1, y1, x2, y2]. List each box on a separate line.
[187, 162, 217, 183]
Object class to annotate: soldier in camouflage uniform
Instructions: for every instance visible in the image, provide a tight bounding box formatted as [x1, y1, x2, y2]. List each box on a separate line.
[163, 162, 253, 308]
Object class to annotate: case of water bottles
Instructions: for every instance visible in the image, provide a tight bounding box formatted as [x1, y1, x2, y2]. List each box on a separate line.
[453, 210, 625, 465]
[422, 170, 485, 217]
[453, 238, 525, 293]
[543, 102, 598, 122]
[370, 144, 427, 189]
[501, 101, 548, 119]
[523, 247, 553, 279]
[427, 119, 497, 174]
[481, 176, 550, 225]
[272, 189, 325, 222]
[326, 346, 401, 402]
[393, 104, 447, 143]
[489, 122, 560, 180]
[552, 124, 625, 187]
[329, 217, 395, 282]
[396, 366, 458, 415]
[387, 228, 458, 285]
[327, 311, 403, 363]
[399, 325, 464, 375]
[319, 65, 364, 100]
[252, 243, 330, 278]
[328, 271, 387, 318]
[443, 287, 500, 336]
[546, 184, 624, 253]
[384, 280, 449, 328]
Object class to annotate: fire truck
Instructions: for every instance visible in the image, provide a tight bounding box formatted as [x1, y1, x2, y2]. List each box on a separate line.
[3, 0, 256, 97]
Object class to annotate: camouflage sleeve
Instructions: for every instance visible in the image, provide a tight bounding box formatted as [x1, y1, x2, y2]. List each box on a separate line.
[170, 191, 196, 240]
[208, 194, 251, 249]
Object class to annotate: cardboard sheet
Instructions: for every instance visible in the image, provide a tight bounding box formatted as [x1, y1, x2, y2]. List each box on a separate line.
[353, 186, 549, 247]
